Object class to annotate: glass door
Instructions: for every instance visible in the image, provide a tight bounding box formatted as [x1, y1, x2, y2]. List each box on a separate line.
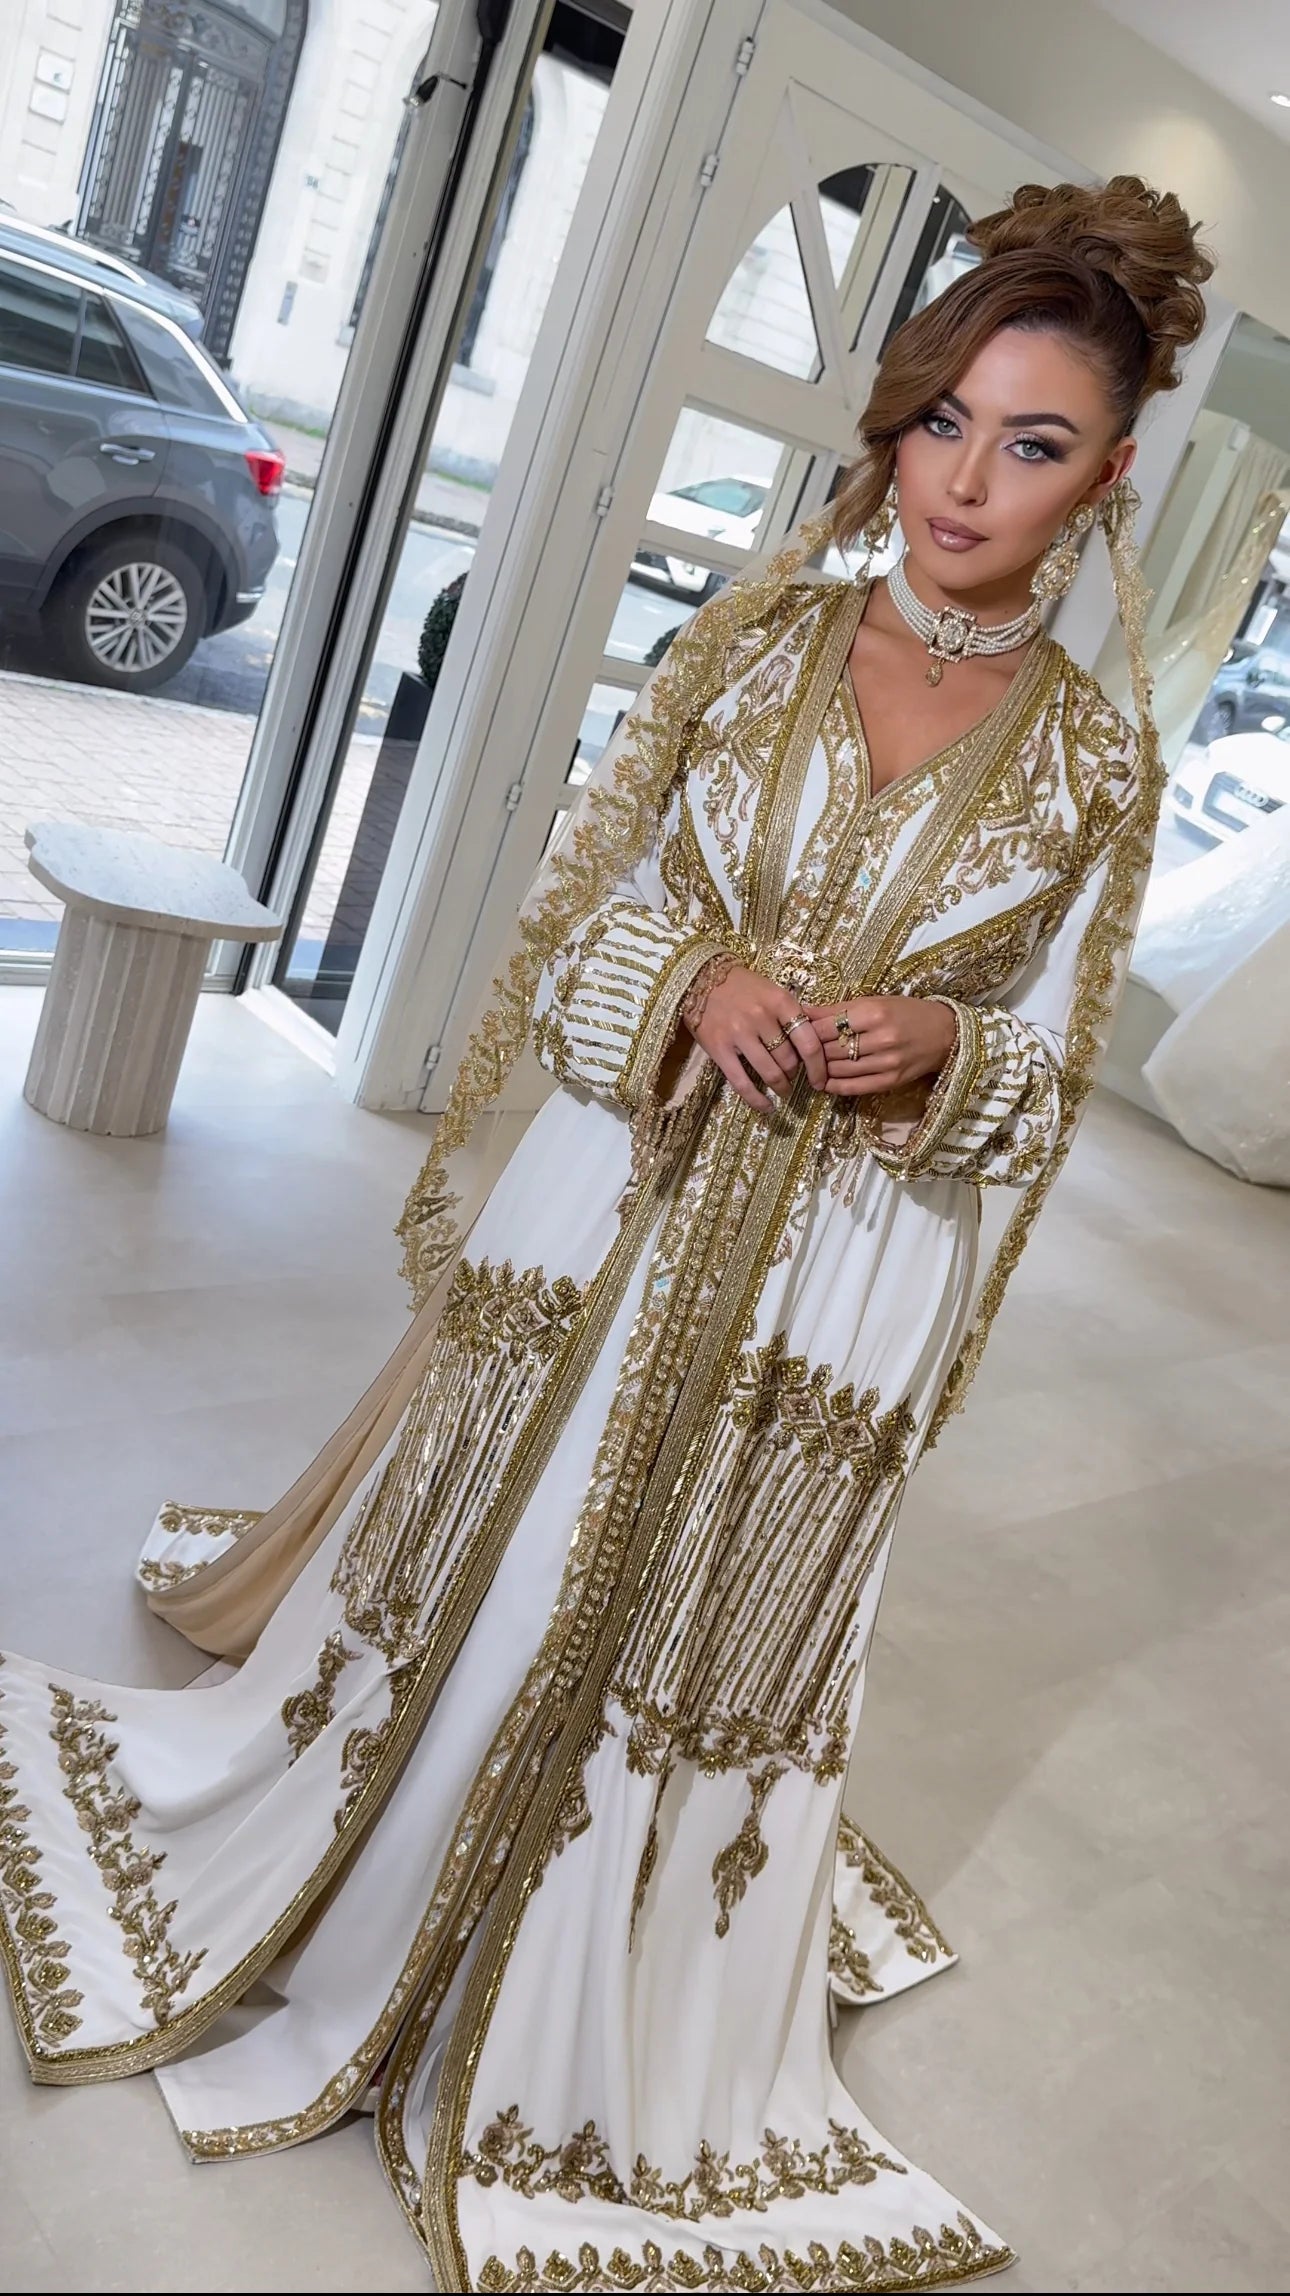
[266, 3, 627, 1034]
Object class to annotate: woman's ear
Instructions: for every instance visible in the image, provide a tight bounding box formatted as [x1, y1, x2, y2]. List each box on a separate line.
[1085, 435, 1138, 508]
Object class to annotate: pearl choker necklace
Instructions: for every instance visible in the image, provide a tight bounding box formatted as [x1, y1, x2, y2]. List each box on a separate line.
[886, 553, 1040, 686]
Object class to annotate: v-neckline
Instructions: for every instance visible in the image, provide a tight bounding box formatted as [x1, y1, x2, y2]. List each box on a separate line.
[839, 578, 1051, 812]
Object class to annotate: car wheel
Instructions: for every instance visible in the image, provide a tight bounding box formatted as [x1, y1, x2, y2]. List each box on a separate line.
[1198, 695, 1237, 743]
[48, 536, 206, 693]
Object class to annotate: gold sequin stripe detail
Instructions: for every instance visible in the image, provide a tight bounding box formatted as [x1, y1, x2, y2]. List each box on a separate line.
[463, 2103, 905, 2215]
[374, 1084, 769, 2225]
[618, 933, 733, 1113]
[926, 762, 1162, 1448]
[614, 1364, 915, 1745]
[774, 683, 864, 939]
[473, 2214, 1015, 2292]
[743, 583, 869, 955]
[330, 1262, 587, 1668]
[423, 1082, 827, 2288]
[0, 1659, 83, 2046]
[2, 1143, 685, 2089]
[836, 1818, 952, 1968]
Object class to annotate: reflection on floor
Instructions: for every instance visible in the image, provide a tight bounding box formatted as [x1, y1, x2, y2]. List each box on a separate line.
[1, 986, 1287, 2294]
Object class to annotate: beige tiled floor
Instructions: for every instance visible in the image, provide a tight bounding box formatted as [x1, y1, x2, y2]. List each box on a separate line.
[0, 986, 1287, 2293]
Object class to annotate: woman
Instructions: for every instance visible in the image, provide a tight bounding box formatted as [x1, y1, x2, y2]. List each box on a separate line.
[1, 179, 1211, 2288]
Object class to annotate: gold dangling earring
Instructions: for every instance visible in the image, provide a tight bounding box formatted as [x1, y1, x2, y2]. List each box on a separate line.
[1031, 499, 1097, 605]
[860, 479, 899, 564]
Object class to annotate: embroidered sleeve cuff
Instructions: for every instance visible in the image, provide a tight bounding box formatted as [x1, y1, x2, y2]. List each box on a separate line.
[619, 932, 732, 1113]
[533, 897, 731, 1110]
[863, 999, 987, 1179]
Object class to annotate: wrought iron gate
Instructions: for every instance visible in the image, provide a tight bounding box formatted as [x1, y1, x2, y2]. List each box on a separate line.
[78, 0, 306, 361]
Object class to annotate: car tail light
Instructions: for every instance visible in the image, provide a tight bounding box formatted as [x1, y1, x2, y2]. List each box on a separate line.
[244, 448, 285, 499]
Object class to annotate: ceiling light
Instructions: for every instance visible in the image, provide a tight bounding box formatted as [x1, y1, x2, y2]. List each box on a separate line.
[1271, 91, 1290, 107]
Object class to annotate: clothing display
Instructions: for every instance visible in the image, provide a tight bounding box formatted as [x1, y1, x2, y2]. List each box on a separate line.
[0, 518, 1162, 2292]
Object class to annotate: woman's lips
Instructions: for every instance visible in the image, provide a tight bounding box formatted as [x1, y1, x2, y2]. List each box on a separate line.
[927, 518, 986, 551]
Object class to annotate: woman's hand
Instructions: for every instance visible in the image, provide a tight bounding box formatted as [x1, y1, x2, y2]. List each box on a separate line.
[804, 995, 957, 1096]
[689, 965, 828, 1111]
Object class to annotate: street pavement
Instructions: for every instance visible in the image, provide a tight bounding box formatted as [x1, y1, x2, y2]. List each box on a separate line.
[0, 668, 382, 950]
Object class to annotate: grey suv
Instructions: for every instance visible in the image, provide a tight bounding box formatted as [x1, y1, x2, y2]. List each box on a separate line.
[0, 243, 282, 692]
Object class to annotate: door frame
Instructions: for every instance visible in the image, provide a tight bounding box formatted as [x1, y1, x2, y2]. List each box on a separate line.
[217, 0, 556, 1013]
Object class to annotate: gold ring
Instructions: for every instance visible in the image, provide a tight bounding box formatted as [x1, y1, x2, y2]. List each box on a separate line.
[763, 1029, 789, 1051]
[784, 1014, 810, 1036]
[835, 1013, 855, 1042]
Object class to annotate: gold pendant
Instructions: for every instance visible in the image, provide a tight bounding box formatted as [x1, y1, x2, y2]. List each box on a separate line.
[926, 659, 943, 686]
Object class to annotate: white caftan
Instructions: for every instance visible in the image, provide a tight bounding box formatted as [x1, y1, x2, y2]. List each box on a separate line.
[0, 574, 1156, 2293]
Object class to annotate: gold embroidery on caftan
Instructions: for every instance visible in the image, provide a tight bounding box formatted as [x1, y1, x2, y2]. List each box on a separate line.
[473, 2213, 1015, 2292]
[0, 1661, 82, 2044]
[613, 1337, 916, 1790]
[282, 1631, 358, 1765]
[463, 2102, 905, 2216]
[49, 1686, 206, 2025]
[331, 1258, 586, 1664]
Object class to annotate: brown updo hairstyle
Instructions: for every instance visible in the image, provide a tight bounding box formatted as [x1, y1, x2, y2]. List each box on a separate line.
[832, 176, 1214, 548]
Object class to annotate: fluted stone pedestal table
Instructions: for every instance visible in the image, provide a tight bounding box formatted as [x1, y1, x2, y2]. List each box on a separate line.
[23, 822, 282, 1136]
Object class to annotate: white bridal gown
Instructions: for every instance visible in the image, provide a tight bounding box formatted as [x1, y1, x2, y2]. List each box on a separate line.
[0, 577, 1154, 2292]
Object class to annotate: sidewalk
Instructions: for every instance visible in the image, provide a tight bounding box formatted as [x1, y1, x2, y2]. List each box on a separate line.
[0, 670, 380, 945]
[261, 417, 492, 538]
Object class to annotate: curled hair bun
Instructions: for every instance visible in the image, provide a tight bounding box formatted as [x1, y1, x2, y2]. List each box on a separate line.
[968, 177, 1213, 394]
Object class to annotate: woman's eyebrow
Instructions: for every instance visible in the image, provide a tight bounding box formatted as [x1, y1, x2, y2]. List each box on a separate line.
[937, 391, 1080, 436]
[1005, 410, 1081, 434]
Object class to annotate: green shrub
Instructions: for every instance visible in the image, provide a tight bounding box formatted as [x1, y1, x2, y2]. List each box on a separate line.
[417, 571, 469, 689]
[644, 622, 683, 667]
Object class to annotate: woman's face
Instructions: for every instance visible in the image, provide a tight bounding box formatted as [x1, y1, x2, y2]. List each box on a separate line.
[894, 325, 1137, 600]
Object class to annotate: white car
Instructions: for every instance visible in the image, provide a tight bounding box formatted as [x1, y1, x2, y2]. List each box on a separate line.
[631, 475, 768, 598]
[1169, 726, 1290, 842]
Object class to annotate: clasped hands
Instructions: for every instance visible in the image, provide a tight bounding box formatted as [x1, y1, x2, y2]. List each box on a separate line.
[686, 963, 956, 1115]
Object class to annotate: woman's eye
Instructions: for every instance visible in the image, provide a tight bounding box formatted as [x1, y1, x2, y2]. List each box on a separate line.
[1011, 435, 1058, 463]
[925, 413, 959, 438]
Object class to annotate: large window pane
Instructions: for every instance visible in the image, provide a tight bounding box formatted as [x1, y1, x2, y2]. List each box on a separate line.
[0, 0, 414, 958]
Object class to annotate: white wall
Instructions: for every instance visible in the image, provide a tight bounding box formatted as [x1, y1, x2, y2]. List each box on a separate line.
[1207, 323, 1290, 462]
[232, 30, 609, 463]
[825, 0, 1290, 340]
[228, 0, 434, 423]
[0, 0, 111, 225]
